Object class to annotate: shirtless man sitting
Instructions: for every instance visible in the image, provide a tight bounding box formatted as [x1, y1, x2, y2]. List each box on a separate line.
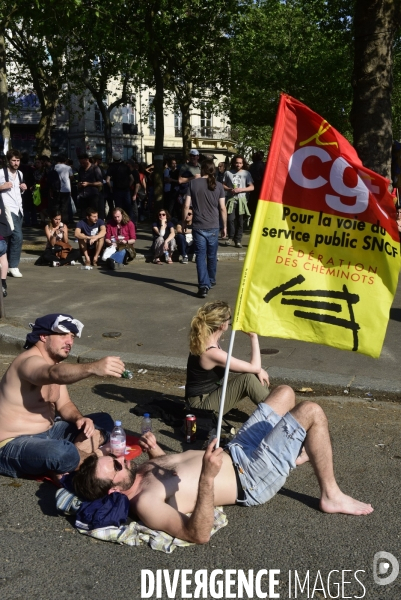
[0, 313, 125, 479]
[73, 385, 373, 544]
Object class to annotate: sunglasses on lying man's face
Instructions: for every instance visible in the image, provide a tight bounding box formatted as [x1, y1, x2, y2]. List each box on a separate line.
[109, 454, 124, 480]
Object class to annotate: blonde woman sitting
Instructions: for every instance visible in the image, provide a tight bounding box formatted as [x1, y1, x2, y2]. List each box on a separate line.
[185, 301, 291, 415]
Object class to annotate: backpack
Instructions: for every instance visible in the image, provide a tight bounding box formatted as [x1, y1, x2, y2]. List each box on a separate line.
[1, 166, 23, 188]
[46, 166, 61, 193]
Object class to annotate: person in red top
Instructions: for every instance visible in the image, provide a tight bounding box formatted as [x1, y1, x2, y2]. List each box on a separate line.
[104, 207, 136, 268]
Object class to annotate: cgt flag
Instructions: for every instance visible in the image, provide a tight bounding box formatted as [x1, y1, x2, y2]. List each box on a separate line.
[233, 94, 400, 358]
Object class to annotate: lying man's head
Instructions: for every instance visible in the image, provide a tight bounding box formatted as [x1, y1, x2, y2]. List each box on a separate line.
[73, 454, 137, 501]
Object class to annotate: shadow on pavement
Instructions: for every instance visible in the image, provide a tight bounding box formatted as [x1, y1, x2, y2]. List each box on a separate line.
[278, 486, 320, 511]
[98, 268, 199, 297]
[390, 307, 401, 322]
[36, 481, 61, 517]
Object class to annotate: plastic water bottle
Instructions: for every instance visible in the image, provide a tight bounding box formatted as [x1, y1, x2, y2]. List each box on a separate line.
[110, 420, 126, 457]
[141, 413, 152, 435]
[111, 236, 116, 245]
[164, 250, 169, 262]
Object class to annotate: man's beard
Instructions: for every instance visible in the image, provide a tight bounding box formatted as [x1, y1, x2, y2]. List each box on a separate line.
[118, 464, 137, 492]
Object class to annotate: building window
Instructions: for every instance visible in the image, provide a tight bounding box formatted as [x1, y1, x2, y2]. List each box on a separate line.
[122, 104, 136, 125]
[148, 95, 155, 136]
[200, 101, 212, 137]
[123, 146, 137, 161]
[94, 106, 104, 132]
[174, 111, 182, 137]
[95, 145, 106, 161]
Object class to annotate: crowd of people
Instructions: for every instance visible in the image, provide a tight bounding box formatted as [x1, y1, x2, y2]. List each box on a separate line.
[0, 147, 266, 297]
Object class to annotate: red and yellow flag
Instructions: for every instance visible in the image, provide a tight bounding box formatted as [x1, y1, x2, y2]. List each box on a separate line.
[233, 94, 400, 357]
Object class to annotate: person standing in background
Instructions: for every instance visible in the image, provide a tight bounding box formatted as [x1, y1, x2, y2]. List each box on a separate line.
[223, 155, 254, 248]
[0, 149, 27, 278]
[184, 160, 227, 298]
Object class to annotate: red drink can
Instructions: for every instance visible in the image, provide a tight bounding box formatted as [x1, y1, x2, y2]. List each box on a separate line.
[185, 414, 196, 443]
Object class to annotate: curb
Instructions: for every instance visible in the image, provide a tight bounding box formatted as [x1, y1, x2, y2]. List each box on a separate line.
[19, 249, 246, 264]
[0, 324, 399, 402]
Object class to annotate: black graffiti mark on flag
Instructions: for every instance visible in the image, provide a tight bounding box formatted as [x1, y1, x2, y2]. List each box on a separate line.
[263, 275, 360, 351]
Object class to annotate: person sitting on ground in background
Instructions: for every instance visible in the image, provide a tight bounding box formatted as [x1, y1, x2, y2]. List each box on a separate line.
[152, 209, 176, 264]
[104, 207, 136, 268]
[73, 387, 373, 544]
[0, 313, 125, 480]
[176, 209, 193, 264]
[185, 301, 270, 415]
[223, 155, 254, 248]
[74, 207, 105, 266]
[41, 210, 81, 267]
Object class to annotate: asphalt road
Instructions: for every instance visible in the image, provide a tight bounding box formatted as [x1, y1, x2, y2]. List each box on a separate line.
[0, 364, 400, 600]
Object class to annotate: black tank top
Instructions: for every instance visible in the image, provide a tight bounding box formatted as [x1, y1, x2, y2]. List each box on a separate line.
[185, 347, 225, 397]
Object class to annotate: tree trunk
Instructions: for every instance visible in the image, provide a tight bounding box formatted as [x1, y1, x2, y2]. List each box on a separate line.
[104, 112, 113, 164]
[0, 34, 10, 154]
[153, 64, 165, 213]
[177, 83, 193, 163]
[180, 101, 192, 164]
[35, 95, 58, 157]
[350, 0, 401, 179]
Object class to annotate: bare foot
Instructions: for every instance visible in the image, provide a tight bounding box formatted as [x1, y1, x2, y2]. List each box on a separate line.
[295, 446, 310, 466]
[320, 492, 374, 515]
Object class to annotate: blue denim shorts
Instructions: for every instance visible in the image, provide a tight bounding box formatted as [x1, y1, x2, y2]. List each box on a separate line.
[0, 239, 7, 257]
[0, 412, 113, 478]
[226, 403, 306, 507]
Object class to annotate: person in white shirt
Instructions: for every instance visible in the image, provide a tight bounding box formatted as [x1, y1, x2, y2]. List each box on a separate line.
[0, 149, 27, 278]
[53, 154, 74, 226]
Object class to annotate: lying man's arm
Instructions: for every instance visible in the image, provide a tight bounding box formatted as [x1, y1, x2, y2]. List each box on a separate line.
[17, 354, 125, 387]
[138, 431, 165, 458]
[135, 439, 222, 544]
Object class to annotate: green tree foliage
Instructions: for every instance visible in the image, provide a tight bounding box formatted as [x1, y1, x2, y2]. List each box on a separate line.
[229, 0, 354, 153]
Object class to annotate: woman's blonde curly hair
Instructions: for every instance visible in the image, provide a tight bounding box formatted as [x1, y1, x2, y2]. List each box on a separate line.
[189, 301, 231, 356]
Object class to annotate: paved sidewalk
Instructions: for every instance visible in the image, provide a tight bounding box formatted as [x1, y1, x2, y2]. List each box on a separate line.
[1, 222, 400, 400]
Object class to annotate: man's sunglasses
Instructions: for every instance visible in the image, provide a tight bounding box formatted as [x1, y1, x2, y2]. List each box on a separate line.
[109, 454, 123, 479]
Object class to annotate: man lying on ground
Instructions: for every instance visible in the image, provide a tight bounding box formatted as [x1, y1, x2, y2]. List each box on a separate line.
[0, 313, 125, 479]
[73, 385, 373, 544]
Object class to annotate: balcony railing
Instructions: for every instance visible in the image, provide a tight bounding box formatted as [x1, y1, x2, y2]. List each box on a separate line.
[191, 126, 232, 140]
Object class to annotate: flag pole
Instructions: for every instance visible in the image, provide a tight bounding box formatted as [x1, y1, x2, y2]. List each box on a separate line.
[215, 329, 236, 448]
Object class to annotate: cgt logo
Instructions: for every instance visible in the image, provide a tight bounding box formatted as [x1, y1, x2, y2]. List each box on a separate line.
[373, 552, 399, 586]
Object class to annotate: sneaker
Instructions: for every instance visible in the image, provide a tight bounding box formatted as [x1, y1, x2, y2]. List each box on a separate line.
[225, 239, 232, 246]
[210, 282, 216, 287]
[235, 242, 242, 248]
[197, 287, 208, 298]
[52, 261, 60, 267]
[107, 258, 122, 270]
[8, 268, 22, 277]
[182, 256, 189, 264]
[2, 286, 7, 298]
[70, 261, 77, 266]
